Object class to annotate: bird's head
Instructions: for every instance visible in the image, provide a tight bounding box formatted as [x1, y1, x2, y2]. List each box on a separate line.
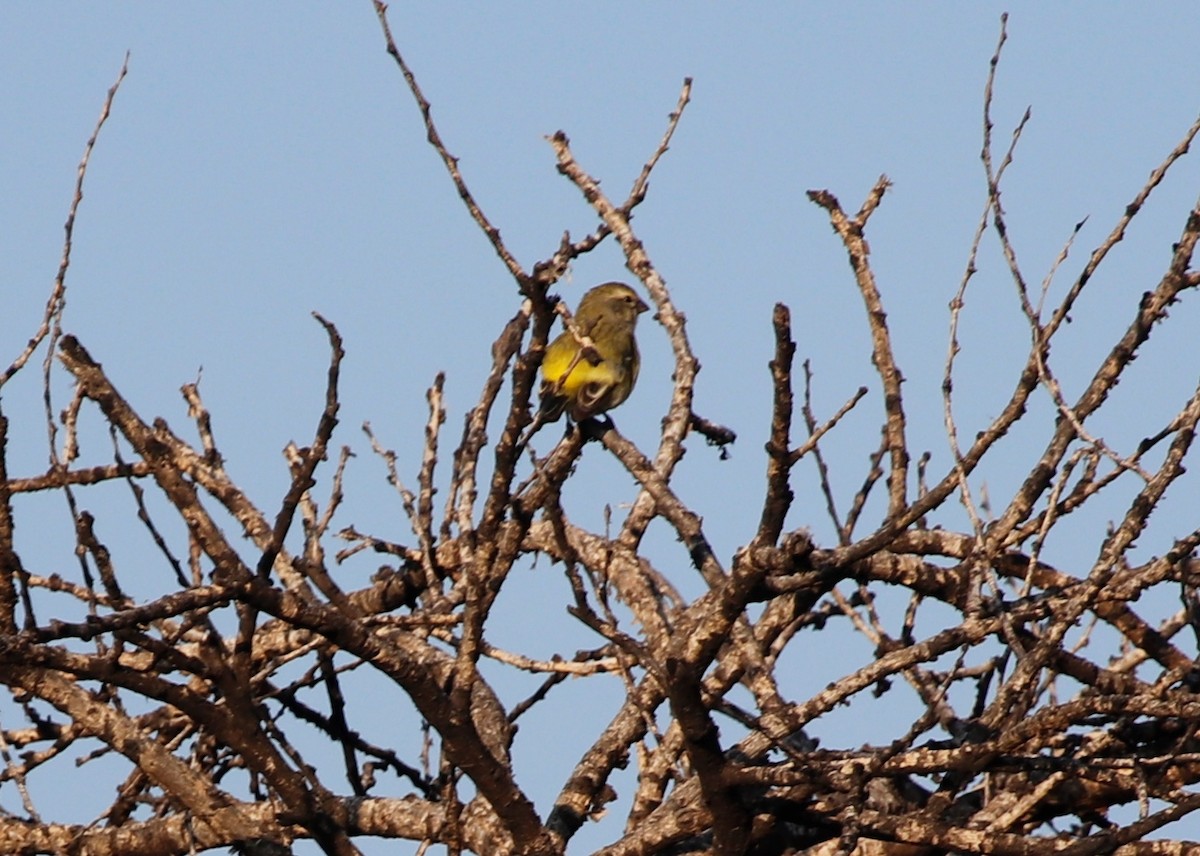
[578, 282, 650, 325]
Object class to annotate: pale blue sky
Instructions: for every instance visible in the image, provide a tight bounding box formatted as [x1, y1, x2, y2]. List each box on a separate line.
[3, 4, 1200, 853]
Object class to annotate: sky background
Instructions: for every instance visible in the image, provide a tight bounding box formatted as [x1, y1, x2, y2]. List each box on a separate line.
[3, 4, 1200, 854]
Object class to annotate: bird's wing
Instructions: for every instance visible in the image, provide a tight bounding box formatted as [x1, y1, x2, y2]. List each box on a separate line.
[571, 373, 616, 420]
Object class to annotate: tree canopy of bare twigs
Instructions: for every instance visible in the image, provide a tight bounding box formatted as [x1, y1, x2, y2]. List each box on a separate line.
[3, 10, 1200, 856]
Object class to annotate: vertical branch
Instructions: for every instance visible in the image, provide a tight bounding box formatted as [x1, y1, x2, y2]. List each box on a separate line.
[1, 55, 129, 390]
[415, 373, 445, 589]
[807, 177, 908, 521]
[5, 58, 131, 639]
[945, 18, 1017, 539]
[42, 56, 131, 485]
[754, 304, 796, 547]
[442, 308, 529, 543]
[0, 409, 35, 633]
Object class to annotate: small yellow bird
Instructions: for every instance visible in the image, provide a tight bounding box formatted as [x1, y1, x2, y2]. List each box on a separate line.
[537, 282, 650, 426]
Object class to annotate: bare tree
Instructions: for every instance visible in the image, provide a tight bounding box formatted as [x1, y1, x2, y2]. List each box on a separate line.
[2, 10, 1200, 856]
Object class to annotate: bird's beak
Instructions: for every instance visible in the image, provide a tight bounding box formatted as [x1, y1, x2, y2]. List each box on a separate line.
[636, 297, 650, 314]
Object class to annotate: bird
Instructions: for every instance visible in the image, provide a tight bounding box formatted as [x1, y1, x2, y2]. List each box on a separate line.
[524, 282, 649, 446]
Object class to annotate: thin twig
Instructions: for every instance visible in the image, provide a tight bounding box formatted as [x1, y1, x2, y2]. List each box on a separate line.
[372, 2, 529, 291]
[1, 55, 129, 390]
